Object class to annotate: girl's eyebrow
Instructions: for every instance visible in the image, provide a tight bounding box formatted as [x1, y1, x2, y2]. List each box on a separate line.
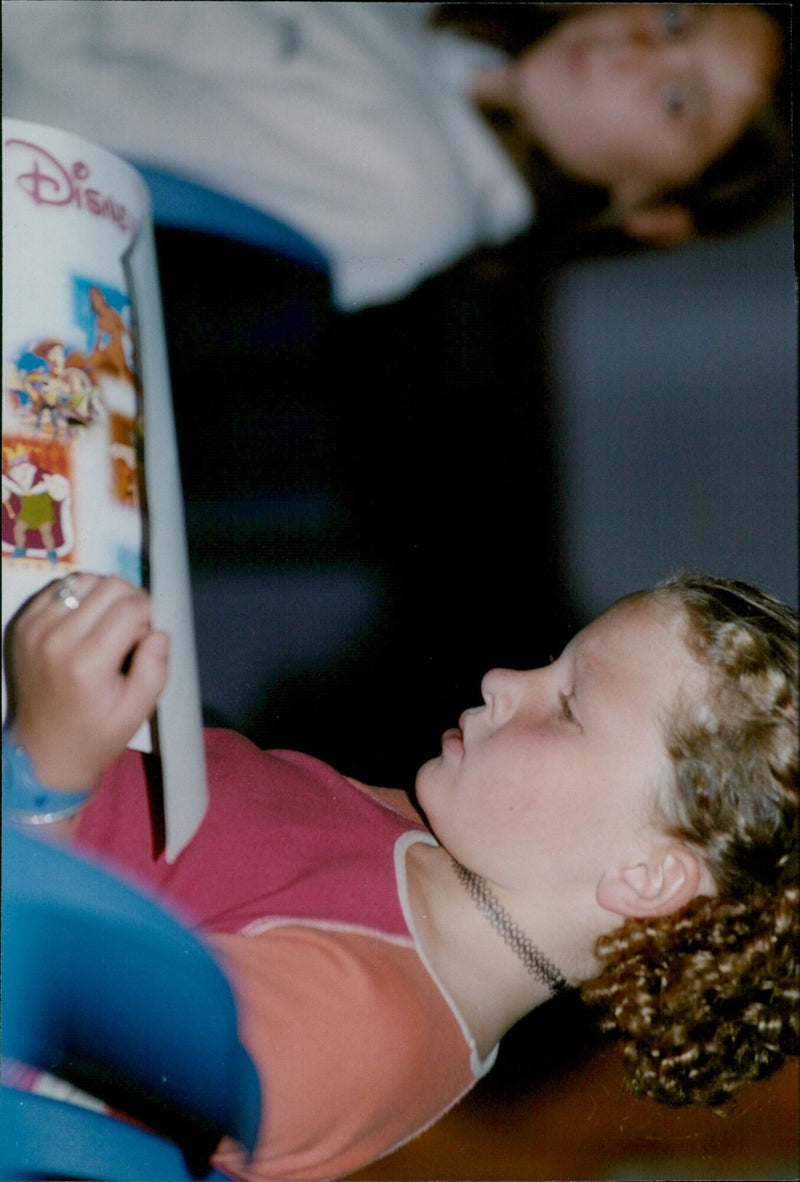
[570, 641, 593, 679]
[572, 640, 611, 704]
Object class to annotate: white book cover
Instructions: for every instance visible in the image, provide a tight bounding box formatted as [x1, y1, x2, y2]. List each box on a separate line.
[2, 118, 206, 860]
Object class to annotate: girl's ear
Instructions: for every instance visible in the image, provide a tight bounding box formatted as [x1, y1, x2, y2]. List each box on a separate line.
[596, 845, 704, 918]
[619, 203, 696, 247]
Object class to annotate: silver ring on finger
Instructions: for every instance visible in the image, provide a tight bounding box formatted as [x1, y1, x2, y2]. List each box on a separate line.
[52, 573, 83, 612]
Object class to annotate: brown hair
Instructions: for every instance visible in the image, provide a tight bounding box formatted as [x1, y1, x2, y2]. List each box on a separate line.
[582, 574, 798, 1106]
[434, 4, 792, 243]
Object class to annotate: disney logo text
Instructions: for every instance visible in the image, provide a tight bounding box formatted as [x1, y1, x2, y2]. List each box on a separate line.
[5, 137, 139, 237]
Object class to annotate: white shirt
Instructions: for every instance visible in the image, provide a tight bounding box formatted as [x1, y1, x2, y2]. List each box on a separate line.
[3, 0, 533, 309]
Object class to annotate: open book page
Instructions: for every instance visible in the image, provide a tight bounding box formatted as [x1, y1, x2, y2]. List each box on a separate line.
[2, 118, 206, 859]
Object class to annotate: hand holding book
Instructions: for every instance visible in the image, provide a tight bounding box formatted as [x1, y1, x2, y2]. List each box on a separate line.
[6, 574, 168, 794]
[3, 118, 206, 858]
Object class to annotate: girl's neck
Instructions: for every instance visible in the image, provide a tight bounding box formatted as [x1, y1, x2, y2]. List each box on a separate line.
[403, 841, 571, 1057]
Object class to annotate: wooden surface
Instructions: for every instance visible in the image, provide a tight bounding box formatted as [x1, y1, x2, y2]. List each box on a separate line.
[347, 1039, 799, 1181]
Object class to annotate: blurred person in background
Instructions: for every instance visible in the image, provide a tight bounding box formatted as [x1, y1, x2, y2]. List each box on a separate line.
[2, 2, 790, 312]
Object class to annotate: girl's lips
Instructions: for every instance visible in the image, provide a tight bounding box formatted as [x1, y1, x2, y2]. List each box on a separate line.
[441, 727, 464, 753]
[444, 705, 481, 751]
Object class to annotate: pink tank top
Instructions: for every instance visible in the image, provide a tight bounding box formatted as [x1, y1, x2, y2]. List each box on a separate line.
[75, 729, 429, 937]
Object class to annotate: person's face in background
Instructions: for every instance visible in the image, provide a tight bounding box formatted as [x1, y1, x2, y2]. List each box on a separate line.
[506, 4, 781, 214]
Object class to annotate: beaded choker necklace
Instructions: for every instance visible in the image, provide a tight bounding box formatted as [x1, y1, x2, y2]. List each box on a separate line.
[451, 858, 569, 996]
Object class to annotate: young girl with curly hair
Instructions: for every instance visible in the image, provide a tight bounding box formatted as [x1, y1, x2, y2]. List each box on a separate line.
[582, 575, 798, 1108]
[3, 570, 797, 1179]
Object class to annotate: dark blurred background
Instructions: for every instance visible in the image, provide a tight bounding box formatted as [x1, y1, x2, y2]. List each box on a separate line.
[155, 202, 797, 794]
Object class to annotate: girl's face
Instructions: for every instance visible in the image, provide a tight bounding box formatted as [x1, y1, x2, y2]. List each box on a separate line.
[510, 4, 781, 209]
[416, 595, 700, 900]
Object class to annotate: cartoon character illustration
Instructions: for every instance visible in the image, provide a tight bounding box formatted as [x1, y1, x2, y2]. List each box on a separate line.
[67, 286, 135, 386]
[109, 411, 140, 508]
[2, 446, 72, 564]
[18, 338, 100, 439]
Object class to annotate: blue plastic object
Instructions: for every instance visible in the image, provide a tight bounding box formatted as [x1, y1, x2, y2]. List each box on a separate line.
[0, 1089, 234, 1181]
[133, 162, 329, 274]
[1, 826, 262, 1181]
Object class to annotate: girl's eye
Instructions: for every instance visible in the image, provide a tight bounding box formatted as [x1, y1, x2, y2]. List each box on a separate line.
[663, 82, 688, 119]
[661, 5, 694, 39]
[559, 693, 578, 726]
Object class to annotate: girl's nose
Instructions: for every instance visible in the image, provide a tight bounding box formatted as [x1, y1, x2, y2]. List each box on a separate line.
[480, 667, 525, 724]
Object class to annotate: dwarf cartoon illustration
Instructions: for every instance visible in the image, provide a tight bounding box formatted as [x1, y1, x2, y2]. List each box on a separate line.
[2, 448, 71, 564]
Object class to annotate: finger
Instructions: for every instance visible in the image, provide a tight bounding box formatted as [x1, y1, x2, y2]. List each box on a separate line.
[31, 576, 152, 657]
[51, 571, 96, 612]
[52, 574, 146, 630]
[13, 573, 133, 654]
[12, 571, 100, 634]
[8, 574, 95, 674]
[109, 629, 170, 737]
[79, 585, 157, 668]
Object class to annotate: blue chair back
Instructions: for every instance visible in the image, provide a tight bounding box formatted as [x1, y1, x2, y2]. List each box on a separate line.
[1, 826, 262, 1180]
[133, 163, 329, 274]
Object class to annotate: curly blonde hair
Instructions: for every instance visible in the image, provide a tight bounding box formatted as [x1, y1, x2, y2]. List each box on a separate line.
[581, 574, 798, 1107]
